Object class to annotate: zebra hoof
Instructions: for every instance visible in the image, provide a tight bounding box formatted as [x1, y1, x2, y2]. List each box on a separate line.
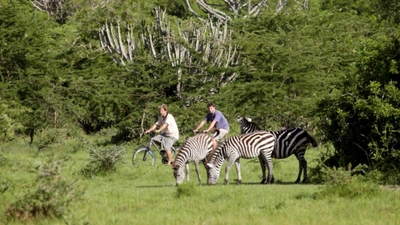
[236, 180, 242, 185]
[223, 180, 228, 185]
[260, 179, 266, 184]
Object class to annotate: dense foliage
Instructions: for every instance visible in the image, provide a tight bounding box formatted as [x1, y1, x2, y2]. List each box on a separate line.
[318, 31, 400, 183]
[1, 0, 400, 183]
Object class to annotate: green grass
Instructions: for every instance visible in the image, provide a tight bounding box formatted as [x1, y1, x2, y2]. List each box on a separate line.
[1, 137, 399, 225]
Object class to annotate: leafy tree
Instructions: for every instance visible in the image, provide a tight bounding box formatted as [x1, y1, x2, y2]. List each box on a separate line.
[222, 7, 378, 130]
[371, 0, 400, 24]
[317, 29, 400, 183]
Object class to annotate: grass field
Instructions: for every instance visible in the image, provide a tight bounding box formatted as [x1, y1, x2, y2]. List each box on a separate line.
[1, 135, 399, 225]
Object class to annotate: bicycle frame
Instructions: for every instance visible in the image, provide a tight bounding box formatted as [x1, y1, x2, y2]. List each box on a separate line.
[147, 137, 177, 154]
[132, 134, 178, 167]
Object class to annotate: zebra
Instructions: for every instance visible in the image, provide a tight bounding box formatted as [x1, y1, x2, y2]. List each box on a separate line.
[172, 133, 213, 185]
[206, 131, 276, 185]
[237, 116, 262, 134]
[237, 116, 318, 183]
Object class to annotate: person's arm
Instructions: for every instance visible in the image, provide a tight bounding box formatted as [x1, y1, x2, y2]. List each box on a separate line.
[145, 123, 157, 134]
[156, 123, 168, 133]
[193, 120, 206, 133]
[203, 120, 217, 133]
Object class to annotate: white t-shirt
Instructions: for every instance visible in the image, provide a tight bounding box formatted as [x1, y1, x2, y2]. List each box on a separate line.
[156, 114, 179, 140]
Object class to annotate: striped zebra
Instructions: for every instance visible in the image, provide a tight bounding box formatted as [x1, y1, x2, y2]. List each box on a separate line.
[237, 116, 318, 183]
[172, 134, 213, 185]
[206, 131, 276, 185]
[237, 116, 262, 134]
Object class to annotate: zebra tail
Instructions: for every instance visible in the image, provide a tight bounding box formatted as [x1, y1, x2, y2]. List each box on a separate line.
[306, 131, 318, 147]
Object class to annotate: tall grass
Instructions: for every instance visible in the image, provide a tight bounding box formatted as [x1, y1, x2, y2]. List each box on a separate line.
[1, 134, 399, 224]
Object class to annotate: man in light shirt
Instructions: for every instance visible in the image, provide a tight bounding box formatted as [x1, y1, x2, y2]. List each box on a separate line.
[145, 104, 179, 165]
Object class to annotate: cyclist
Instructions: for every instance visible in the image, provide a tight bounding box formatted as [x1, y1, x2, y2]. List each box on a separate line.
[145, 104, 179, 166]
[193, 102, 229, 150]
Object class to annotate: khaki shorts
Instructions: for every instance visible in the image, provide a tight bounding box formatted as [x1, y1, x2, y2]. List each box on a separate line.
[153, 134, 177, 151]
[211, 129, 229, 142]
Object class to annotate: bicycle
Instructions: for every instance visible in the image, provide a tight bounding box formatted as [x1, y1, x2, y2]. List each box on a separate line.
[132, 132, 179, 167]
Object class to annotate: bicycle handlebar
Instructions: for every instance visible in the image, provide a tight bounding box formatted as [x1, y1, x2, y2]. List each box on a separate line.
[143, 131, 157, 137]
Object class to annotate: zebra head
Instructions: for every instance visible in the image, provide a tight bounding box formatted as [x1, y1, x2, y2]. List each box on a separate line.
[206, 163, 220, 185]
[237, 116, 252, 123]
[173, 165, 185, 185]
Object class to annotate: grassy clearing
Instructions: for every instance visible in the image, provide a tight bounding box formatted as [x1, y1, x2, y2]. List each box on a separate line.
[1, 137, 399, 225]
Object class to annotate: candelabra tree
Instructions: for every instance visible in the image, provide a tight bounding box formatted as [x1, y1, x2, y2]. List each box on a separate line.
[183, 0, 309, 21]
[99, 7, 240, 97]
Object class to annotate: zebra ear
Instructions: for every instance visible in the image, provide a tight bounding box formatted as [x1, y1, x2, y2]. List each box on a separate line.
[206, 163, 213, 169]
[245, 117, 252, 122]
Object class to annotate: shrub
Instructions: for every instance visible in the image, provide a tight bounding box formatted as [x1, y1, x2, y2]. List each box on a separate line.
[80, 145, 126, 177]
[0, 178, 10, 195]
[313, 165, 381, 199]
[0, 100, 31, 142]
[4, 155, 82, 221]
[0, 153, 9, 167]
[35, 127, 68, 156]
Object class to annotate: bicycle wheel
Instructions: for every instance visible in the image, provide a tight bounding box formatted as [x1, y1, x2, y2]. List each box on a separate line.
[132, 147, 156, 167]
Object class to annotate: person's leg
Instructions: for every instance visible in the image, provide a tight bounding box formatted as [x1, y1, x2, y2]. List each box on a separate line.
[166, 150, 172, 165]
[152, 135, 162, 147]
[212, 139, 218, 150]
[162, 136, 176, 165]
[213, 129, 229, 150]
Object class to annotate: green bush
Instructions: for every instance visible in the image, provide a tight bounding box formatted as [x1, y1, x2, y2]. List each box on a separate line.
[0, 100, 31, 142]
[35, 127, 69, 155]
[0, 178, 10, 195]
[80, 145, 126, 177]
[4, 155, 82, 221]
[313, 166, 381, 199]
[317, 33, 400, 183]
[0, 153, 9, 167]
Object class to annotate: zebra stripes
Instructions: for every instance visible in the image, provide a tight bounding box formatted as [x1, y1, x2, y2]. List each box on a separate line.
[206, 131, 275, 185]
[237, 116, 261, 134]
[172, 134, 213, 185]
[237, 116, 318, 183]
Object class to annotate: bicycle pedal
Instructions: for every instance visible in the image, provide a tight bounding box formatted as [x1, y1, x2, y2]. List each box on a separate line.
[159, 150, 168, 164]
[160, 150, 167, 156]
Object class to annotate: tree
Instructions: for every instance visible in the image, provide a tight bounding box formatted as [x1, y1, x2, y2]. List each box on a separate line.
[317, 28, 400, 183]
[183, 0, 309, 21]
[219, 8, 377, 129]
[98, 7, 240, 97]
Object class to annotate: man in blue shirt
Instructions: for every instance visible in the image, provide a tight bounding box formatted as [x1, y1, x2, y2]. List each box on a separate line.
[193, 102, 229, 150]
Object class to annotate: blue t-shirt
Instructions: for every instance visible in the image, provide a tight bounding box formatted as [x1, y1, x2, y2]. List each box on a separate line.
[204, 110, 229, 130]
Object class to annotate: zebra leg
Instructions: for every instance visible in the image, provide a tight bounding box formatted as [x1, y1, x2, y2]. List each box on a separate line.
[259, 155, 267, 184]
[295, 162, 302, 183]
[234, 159, 241, 185]
[224, 157, 237, 185]
[260, 152, 274, 184]
[194, 160, 202, 185]
[185, 163, 190, 182]
[302, 160, 308, 183]
[295, 156, 307, 183]
[201, 159, 210, 182]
